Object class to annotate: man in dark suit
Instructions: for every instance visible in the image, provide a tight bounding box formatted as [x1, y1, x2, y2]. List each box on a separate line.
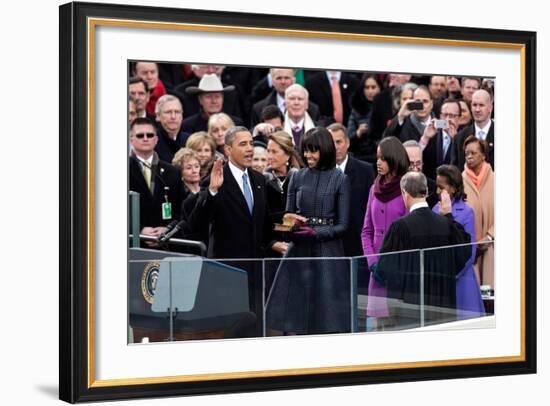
[451, 89, 494, 170]
[306, 70, 359, 127]
[250, 68, 320, 128]
[383, 85, 434, 143]
[417, 99, 461, 180]
[328, 123, 374, 257]
[153, 95, 189, 163]
[374, 172, 471, 329]
[189, 125, 274, 258]
[128, 117, 183, 245]
[188, 126, 274, 334]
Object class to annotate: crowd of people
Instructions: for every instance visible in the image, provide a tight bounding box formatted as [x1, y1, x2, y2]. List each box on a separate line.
[128, 62, 495, 335]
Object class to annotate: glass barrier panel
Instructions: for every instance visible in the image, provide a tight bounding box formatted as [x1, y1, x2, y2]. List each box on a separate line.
[351, 241, 493, 333]
[128, 240, 494, 343]
[264, 257, 352, 337]
[128, 250, 264, 343]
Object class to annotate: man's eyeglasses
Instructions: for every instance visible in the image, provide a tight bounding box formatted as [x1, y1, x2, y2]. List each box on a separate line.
[409, 161, 423, 169]
[134, 132, 156, 139]
[440, 113, 459, 119]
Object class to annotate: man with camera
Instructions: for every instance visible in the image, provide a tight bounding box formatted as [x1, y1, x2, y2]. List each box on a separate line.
[382, 85, 434, 145]
[418, 98, 462, 180]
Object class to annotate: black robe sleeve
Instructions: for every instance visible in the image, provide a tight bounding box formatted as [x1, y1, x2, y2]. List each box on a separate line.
[375, 221, 420, 302]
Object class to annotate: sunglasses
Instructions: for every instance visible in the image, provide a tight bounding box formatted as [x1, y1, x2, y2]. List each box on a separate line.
[134, 132, 156, 139]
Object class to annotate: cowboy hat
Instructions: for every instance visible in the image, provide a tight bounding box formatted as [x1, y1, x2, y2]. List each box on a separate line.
[185, 74, 235, 95]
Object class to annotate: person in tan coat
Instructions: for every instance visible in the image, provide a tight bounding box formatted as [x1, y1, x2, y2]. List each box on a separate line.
[462, 135, 494, 287]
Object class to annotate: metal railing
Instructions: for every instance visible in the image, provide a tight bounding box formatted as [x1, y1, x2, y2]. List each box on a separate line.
[129, 234, 207, 257]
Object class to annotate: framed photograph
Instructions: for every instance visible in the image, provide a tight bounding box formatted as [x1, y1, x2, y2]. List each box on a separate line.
[59, 1, 536, 403]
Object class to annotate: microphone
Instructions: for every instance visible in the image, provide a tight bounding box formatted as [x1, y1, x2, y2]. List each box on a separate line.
[157, 220, 178, 240]
[158, 220, 186, 243]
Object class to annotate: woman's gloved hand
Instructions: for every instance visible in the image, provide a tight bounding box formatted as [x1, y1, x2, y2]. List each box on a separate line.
[292, 226, 316, 238]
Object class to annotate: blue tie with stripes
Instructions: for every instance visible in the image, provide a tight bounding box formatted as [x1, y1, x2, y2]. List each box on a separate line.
[242, 172, 254, 215]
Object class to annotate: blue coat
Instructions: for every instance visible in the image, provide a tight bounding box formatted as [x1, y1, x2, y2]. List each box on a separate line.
[433, 199, 485, 319]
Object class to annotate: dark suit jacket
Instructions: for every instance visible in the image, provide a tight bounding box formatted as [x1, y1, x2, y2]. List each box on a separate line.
[250, 90, 320, 128]
[188, 164, 272, 259]
[129, 156, 183, 229]
[249, 76, 272, 104]
[368, 87, 395, 143]
[422, 130, 452, 181]
[343, 155, 375, 257]
[383, 115, 424, 142]
[451, 121, 494, 170]
[154, 126, 190, 164]
[305, 72, 359, 126]
[223, 67, 268, 125]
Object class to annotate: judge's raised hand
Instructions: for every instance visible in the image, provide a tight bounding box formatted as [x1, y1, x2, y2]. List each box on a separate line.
[209, 158, 224, 194]
[439, 190, 452, 216]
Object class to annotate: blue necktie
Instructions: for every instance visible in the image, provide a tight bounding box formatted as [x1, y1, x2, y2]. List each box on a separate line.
[443, 134, 450, 160]
[242, 172, 254, 215]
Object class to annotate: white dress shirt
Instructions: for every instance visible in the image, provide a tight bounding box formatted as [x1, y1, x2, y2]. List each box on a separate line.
[336, 154, 349, 173]
[228, 160, 254, 205]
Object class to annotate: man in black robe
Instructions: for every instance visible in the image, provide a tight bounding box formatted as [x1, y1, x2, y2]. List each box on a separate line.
[374, 171, 471, 329]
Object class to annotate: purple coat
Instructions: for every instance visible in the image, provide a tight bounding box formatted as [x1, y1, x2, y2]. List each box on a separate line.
[433, 199, 485, 319]
[361, 186, 407, 317]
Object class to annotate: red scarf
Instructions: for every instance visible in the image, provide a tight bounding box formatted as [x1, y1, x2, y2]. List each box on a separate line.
[373, 175, 402, 203]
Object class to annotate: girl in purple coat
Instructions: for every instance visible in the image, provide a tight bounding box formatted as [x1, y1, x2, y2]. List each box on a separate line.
[432, 165, 485, 320]
[361, 136, 409, 330]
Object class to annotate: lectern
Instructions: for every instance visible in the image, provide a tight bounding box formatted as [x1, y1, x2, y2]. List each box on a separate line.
[129, 248, 252, 342]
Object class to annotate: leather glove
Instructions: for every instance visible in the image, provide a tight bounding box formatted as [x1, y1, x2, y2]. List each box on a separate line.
[292, 226, 316, 238]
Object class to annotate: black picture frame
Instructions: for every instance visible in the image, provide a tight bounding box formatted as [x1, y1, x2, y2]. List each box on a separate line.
[59, 1, 537, 403]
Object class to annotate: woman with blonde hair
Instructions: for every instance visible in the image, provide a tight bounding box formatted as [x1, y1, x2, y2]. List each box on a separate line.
[185, 131, 216, 180]
[207, 112, 235, 159]
[171, 148, 202, 198]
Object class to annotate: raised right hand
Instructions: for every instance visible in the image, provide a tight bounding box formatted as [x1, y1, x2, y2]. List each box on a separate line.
[209, 158, 224, 194]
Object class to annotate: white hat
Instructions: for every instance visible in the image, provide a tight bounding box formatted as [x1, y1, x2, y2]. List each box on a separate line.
[185, 74, 235, 95]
